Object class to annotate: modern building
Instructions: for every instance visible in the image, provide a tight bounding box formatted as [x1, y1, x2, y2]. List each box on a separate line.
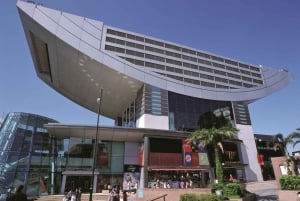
[15, 0, 293, 196]
[254, 134, 285, 180]
[0, 112, 57, 197]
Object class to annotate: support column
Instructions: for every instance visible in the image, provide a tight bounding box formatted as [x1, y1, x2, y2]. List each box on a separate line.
[143, 136, 150, 188]
[93, 174, 98, 193]
[60, 175, 66, 194]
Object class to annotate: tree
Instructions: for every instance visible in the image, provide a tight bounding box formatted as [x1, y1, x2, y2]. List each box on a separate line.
[188, 111, 239, 184]
[272, 128, 300, 175]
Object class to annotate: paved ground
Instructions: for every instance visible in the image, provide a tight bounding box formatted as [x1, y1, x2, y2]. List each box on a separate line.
[246, 180, 279, 201]
[118, 180, 280, 201]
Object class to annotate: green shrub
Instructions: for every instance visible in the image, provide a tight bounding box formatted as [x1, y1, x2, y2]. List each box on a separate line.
[224, 183, 242, 198]
[209, 183, 225, 191]
[280, 175, 300, 190]
[180, 193, 199, 201]
[180, 193, 225, 201]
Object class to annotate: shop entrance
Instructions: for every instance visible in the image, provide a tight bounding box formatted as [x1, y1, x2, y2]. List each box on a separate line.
[65, 176, 91, 193]
[148, 169, 212, 188]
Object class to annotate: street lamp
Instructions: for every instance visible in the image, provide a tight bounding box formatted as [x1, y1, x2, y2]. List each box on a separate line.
[89, 88, 103, 201]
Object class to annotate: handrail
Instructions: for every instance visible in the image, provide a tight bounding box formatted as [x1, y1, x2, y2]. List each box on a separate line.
[147, 193, 168, 201]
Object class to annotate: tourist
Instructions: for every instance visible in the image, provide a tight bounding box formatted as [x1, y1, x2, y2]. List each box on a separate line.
[6, 185, 28, 201]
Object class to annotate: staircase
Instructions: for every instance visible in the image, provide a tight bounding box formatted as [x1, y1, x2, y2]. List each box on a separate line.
[30, 193, 110, 201]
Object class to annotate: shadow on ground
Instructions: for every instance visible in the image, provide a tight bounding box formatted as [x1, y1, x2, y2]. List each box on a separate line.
[256, 194, 278, 201]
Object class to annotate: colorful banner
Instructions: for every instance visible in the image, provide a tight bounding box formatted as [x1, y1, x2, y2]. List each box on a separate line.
[183, 140, 192, 152]
[192, 152, 199, 165]
[184, 152, 192, 166]
[183, 139, 209, 166]
[199, 153, 210, 166]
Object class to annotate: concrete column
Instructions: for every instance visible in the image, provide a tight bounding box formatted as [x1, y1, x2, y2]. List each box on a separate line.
[143, 136, 150, 188]
[60, 175, 66, 194]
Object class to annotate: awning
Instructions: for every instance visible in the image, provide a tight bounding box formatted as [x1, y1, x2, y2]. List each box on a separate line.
[148, 166, 210, 171]
[223, 162, 248, 168]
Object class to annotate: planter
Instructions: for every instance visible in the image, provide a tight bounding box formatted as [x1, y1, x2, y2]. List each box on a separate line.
[278, 190, 300, 201]
[215, 189, 222, 196]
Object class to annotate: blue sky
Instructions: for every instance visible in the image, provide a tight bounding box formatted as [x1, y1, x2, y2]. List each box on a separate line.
[0, 1, 300, 152]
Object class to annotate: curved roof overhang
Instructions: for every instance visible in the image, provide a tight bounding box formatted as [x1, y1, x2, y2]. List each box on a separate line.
[17, 1, 294, 119]
[44, 123, 190, 142]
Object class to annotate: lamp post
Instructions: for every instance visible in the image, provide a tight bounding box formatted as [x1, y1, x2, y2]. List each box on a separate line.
[89, 88, 103, 201]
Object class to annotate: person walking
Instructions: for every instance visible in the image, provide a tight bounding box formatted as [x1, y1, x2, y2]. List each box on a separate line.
[6, 185, 28, 201]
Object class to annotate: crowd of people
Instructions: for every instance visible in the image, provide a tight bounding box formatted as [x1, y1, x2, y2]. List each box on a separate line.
[63, 188, 82, 201]
[107, 190, 127, 201]
[6, 185, 28, 201]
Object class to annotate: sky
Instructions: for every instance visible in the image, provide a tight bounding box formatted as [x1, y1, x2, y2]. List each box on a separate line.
[0, 1, 299, 152]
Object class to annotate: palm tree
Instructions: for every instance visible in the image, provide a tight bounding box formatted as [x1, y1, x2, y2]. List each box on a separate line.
[272, 128, 300, 175]
[188, 111, 239, 184]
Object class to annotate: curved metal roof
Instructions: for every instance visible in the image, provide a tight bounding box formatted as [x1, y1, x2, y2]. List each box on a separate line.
[17, 1, 293, 119]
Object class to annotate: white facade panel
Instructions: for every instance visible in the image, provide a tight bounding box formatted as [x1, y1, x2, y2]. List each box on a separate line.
[81, 30, 101, 50]
[62, 12, 85, 29]
[136, 114, 169, 130]
[123, 64, 146, 83]
[144, 73, 167, 90]
[33, 8, 59, 36]
[83, 19, 102, 39]
[56, 25, 80, 50]
[39, 5, 62, 24]
[166, 81, 185, 96]
[18, 1, 35, 17]
[102, 53, 126, 74]
[236, 124, 263, 182]
[79, 40, 103, 61]
[59, 14, 83, 40]
[85, 18, 103, 32]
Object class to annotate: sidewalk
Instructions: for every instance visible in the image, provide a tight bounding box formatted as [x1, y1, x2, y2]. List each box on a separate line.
[246, 180, 279, 201]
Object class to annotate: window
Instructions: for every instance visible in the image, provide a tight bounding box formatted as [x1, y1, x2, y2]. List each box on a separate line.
[165, 43, 181, 51]
[145, 38, 164, 47]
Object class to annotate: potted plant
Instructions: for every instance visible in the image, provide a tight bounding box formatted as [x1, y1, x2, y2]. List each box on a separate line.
[209, 183, 224, 195]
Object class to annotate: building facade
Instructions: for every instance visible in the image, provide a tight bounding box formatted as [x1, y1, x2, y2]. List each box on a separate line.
[254, 134, 285, 181]
[15, 0, 293, 196]
[0, 112, 57, 197]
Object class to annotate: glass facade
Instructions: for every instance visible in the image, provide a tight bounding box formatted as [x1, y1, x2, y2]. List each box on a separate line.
[168, 91, 232, 131]
[0, 113, 141, 196]
[0, 112, 57, 197]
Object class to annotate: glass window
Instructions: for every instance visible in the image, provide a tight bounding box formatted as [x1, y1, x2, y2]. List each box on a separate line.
[168, 92, 232, 131]
[182, 48, 196, 55]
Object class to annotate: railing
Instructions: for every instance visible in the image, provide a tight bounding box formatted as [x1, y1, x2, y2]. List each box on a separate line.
[147, 194, 168, 201]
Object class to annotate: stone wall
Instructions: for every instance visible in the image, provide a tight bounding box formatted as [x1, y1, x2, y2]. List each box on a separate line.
[271, 156, 286, 188]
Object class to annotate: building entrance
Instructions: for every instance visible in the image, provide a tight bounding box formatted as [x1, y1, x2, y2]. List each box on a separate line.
[65, 176, 91, 193]
[148, 169, 212, 188]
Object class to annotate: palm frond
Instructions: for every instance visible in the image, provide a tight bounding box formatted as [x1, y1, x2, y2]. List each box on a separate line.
[217, 142, 224, 153]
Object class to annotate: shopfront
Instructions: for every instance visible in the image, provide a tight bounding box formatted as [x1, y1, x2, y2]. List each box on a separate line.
[148, 168, 213, 188]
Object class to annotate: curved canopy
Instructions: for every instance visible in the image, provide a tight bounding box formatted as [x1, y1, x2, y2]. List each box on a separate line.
[17, 1, 293, 119]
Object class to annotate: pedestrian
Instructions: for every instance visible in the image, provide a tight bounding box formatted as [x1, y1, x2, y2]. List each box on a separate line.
[229, 174, 234, 182]
[75, 188, 81, 201]
[6, 185, 28, 201]
[119, 190, 127, 201]
[108, 191, 119, 201]
[62, 192, 69, 201]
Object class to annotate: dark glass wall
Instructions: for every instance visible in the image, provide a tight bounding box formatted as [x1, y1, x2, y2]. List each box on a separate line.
[0, 112, 57, 197]
[136, 85, 169, 119]
[168, 92, 232, 131]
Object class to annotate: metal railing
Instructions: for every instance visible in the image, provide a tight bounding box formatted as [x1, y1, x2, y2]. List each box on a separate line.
[147, 193, 168, 201]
